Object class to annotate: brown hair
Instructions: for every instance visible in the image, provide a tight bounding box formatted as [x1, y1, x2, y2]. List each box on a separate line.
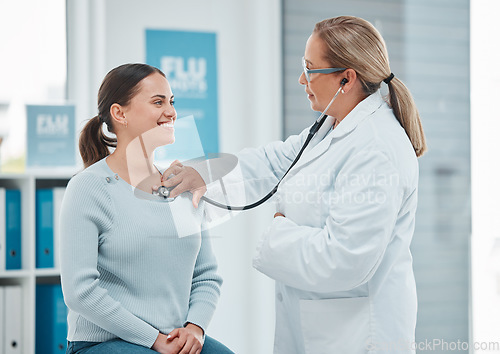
[314, 16, 427, 157]
[79, 63, 166, 168]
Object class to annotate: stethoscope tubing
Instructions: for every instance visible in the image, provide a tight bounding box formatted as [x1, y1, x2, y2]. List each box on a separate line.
[200, 82, 346, 211]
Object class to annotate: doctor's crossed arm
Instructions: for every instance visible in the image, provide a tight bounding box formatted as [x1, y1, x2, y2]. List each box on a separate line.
[252, 149, 408, 293]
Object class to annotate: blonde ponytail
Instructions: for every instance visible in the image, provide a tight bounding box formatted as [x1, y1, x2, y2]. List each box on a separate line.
[387, 78, 427, 157]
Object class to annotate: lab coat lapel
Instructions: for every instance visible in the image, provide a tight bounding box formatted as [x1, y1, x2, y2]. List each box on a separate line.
[302, 115, 335, 155]
[290, 91, 386, 172]
[291, 115, 335, 171]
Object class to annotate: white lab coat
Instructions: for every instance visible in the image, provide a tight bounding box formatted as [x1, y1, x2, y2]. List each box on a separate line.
[232, 90, 418, 354]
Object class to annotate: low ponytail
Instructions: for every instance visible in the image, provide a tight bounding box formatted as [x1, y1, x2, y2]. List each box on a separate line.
[387, 78, 427, 157]
[79, 116, 117, 169]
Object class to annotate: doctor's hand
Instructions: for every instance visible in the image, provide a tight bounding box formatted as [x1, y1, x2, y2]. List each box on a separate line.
[274, 212, 285, 218]
[161, 160, 207, 208]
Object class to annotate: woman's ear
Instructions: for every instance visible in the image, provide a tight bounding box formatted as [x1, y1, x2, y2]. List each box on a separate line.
[339, 69, 357, 94]
[110, 103, 127, 127]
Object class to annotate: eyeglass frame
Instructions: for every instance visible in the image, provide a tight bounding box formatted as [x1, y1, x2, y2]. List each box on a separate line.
[302, 57, 346, 82]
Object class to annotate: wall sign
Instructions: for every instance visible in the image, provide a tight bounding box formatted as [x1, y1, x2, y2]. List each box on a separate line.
[146, 29, 219, 164]
[26, 104, 75, 168]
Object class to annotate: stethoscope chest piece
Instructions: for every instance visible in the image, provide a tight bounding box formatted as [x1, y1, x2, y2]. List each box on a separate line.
[152, 186, 175, 202]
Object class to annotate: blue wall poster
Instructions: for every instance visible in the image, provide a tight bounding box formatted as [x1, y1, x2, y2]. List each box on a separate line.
[146, 29, 218, 166]
[26, 104, 75, 168]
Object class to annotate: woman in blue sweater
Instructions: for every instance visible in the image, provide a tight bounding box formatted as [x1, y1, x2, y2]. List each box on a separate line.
[60, 63, 232, 354]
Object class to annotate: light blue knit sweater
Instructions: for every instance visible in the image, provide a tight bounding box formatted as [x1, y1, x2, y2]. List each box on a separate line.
[59, 157, 222, 348]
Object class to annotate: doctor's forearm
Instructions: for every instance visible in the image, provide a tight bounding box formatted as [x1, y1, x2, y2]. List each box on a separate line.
[253, 216, 390, 293]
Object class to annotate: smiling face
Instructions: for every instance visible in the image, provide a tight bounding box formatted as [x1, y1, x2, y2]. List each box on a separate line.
[121, 72, 177, 147]
[299, 33, 344, 114]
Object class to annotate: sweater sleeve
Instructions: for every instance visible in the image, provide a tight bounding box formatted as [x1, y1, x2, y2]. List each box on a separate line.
[184, 223, 223, 333]
[59, 172, 160, 348]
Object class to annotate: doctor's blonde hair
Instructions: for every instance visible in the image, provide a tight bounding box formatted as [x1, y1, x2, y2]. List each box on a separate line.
[314, 16, 427, 157]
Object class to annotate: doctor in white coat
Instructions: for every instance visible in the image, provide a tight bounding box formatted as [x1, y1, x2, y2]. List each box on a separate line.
[163, 16, 427, 354]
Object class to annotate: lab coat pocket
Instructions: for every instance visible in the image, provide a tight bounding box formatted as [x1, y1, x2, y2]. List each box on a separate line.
[299, 297, 371, 354]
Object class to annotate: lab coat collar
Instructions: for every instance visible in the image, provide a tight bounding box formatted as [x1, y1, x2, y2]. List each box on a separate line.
[331, 89, 386, 139]
[291, 90, 386, 172]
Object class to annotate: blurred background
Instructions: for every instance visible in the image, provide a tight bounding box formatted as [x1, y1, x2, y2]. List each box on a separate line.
[0, 0, 498, 353]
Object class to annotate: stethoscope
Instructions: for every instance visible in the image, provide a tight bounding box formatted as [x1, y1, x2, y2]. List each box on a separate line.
[152, 183, 175, 201]
[154, 79, 348, 210]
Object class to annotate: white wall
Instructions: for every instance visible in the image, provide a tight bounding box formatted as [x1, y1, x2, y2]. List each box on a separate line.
[67, 1, 282, 353]
[471, 0, 500, 352]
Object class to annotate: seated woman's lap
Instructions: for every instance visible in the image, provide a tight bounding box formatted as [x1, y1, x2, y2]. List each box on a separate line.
[67, 336, 233, 354]
[67, 339, 156, 353]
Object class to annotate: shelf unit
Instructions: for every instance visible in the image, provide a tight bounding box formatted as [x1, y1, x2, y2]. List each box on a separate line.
[0, 171, 77, 354]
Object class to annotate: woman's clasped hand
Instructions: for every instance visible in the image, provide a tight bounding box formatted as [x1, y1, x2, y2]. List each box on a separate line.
[152, 324, 204, 354]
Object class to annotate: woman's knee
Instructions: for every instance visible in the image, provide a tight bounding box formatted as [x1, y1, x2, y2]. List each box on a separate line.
[201, 336, 234, 354]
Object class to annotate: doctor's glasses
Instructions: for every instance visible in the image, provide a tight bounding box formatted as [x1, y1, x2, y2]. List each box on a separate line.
[302, 56, 346, 82]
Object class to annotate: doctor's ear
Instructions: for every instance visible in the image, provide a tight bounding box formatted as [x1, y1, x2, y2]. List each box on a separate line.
[339, 69, 357, 93]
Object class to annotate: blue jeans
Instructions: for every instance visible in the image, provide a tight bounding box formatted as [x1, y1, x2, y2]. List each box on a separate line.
[66, 336, 234, 354]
